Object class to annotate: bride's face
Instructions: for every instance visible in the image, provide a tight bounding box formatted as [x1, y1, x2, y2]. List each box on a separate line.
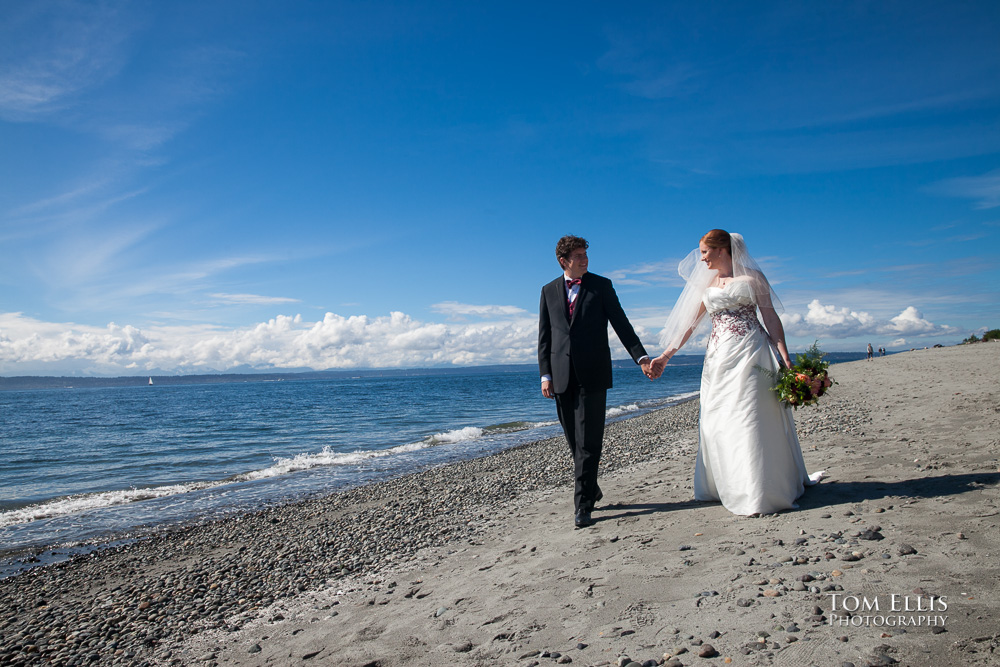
[699, 241, 728, 271]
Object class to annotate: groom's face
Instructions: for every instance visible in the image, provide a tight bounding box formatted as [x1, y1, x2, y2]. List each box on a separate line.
[560, 248, 588, 278]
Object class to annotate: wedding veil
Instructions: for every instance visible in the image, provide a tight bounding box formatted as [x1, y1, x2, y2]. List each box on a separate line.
[730, 232, 783, 314]
[658, 232, 782, 353]
[657, 248, 715, 353]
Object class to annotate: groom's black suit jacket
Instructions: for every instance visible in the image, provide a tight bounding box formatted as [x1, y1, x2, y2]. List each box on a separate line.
[538, 272, 648, 393]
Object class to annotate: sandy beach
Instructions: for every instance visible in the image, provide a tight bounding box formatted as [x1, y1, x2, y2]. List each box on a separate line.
[2, 343, 998, 667]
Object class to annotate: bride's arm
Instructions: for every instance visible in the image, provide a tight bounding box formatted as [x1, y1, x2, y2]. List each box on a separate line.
[655, 302, 706, 364]
[757, 296, 793, 368]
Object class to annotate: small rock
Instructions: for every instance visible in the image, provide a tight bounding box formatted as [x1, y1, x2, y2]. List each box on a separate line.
[698, 644, 718, 658]
[897, 544, 917, 556]
[248, 644, 262, 654]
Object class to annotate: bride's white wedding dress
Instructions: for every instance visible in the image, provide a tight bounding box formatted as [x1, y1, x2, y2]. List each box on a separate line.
[695, 279, 821, 515]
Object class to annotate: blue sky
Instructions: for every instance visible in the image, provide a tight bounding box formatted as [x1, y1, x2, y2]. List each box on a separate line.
[1, 1, 998, 375]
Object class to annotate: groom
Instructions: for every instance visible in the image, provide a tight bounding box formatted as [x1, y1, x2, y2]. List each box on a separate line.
[538, 235, 651, 528]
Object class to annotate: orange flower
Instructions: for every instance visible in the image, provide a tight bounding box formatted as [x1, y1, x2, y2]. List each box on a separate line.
[795, 373, 810, 383]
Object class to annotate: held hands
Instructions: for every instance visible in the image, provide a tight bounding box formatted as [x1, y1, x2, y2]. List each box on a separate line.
[646, 353, 672, 380]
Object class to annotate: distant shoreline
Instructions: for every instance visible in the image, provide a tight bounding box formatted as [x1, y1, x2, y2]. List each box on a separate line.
[0, 351, 878, 390]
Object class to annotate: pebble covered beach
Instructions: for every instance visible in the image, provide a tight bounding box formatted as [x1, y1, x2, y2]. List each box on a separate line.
[2, 343, 999, 666]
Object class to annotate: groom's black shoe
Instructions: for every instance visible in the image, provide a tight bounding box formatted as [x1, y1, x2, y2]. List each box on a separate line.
[574, 509, 594, 528]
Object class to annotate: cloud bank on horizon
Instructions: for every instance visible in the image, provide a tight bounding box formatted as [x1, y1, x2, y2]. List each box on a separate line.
[1, 1, 998, 375]
[0, 300, 960, 376]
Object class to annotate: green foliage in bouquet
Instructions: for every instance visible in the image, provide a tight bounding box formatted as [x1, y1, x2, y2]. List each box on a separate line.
[757, 342, 835, 409]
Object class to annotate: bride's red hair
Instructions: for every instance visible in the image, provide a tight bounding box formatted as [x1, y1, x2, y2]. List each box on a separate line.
[701, 229, 731, 254]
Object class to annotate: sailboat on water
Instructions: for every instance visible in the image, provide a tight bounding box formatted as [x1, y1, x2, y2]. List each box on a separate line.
[148, 377, 153, 386]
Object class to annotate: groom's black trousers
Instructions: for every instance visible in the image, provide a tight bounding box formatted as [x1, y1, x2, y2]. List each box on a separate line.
[554, 365, 606, 513]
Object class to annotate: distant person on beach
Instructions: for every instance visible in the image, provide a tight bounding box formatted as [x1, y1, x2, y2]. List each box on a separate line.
[867, 343, 874, 361]
[647, 230, 822, 516]
[538, 235, 652, 528]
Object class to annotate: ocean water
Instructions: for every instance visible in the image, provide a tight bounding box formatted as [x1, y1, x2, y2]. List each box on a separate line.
[0, 361, 704, 567]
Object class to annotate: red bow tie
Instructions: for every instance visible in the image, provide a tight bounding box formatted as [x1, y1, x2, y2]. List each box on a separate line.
[566, 279, 581, 318]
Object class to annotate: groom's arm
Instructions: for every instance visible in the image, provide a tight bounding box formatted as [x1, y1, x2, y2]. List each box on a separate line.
[602, 280, 650, 374]
[538, 288, 555, 398]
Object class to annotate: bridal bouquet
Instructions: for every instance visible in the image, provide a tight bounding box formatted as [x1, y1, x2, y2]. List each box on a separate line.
[761, 342, 835, 409]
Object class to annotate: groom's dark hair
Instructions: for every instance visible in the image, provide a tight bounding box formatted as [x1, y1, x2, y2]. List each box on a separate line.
[556, 235, 588, 263]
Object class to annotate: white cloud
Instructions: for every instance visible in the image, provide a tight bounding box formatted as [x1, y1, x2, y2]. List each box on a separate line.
[0, 297, 963, 375]
[929, 169, 1000, 209]
[0, 314, 153, 371]
[606, 259, 690, 287]
[431, 301, 530, 319]
[887, 306, 941, 335]
[209, 293, 301, 306]
[0, 310, 539, 374]
[0, 1, 133, 118]
[781, 299, 958, 338]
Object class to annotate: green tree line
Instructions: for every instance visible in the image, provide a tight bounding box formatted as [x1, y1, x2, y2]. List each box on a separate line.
[964, 329, 1000, 343]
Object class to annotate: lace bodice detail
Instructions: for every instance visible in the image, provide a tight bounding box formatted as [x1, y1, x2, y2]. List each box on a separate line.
[705, 280, 760, 346]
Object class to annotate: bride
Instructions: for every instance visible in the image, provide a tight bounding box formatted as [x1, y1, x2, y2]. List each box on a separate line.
[649, 230, 822, 515]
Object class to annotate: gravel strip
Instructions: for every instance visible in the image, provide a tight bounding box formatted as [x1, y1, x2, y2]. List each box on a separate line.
[0, 385, 873, 667]
[0, 399, 702, 666]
